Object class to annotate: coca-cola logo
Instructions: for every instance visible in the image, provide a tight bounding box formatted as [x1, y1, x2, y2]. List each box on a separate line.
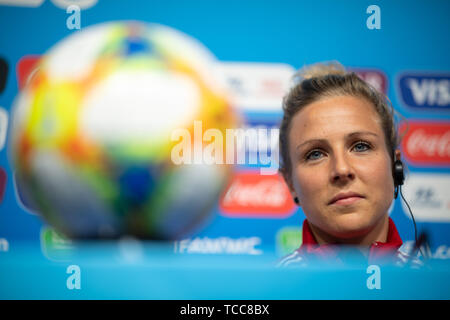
[219, 170, 296, 217]
[401, 121, 450, 165]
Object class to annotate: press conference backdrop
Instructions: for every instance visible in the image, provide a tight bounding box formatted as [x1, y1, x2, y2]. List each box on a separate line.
[0, 0, 449, 299]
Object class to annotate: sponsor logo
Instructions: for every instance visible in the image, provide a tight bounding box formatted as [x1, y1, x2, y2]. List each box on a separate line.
[0, 167, 6, 204]
[215, 62, 295, 112]
[40, 227, 74, 261]
[174, 236, 263, 255]
[170, 121, 280, 175]
[0, 107, 8, 151]
[397, 73, 450, 110]
[16, 55, 41, 90]
[401, 173, 450, 222]
[0, 57, 8, 94]
[219, 171, 296, 217]
[216, 64, 389, 112]
[401, 121, 450, 166]
[350, 67, 388, 94]
[229, 120, 281, 171]
[276, 226, 302, 257]
[241, 122, 281, 165]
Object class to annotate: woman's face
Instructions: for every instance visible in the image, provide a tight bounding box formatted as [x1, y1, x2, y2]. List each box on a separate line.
[287, 95, 394, 242]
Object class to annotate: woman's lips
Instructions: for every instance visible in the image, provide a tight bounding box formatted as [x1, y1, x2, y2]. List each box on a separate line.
[331, 196, 363, 206]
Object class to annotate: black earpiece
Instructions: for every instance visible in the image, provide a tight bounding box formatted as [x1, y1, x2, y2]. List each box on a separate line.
[393, 159, 405, 199]
[392, 158, 426, 259]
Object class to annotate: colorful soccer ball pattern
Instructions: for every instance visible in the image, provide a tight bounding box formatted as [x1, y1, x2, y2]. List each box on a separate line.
[10, 22, 237, 239]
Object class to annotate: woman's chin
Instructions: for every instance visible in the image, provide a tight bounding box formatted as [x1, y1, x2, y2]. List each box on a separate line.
[329, 214, 378, 240]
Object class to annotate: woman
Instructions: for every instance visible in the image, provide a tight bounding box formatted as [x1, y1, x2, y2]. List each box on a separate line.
[278, 61, 417, 266]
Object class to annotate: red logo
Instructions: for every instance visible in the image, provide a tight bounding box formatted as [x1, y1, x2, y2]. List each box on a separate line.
[219, 170, 296, 217]
[0, 167, 6, 204]
[16, 55, 41, 90]
[350, 68, 388, 94]
[401, 121, 450, 165]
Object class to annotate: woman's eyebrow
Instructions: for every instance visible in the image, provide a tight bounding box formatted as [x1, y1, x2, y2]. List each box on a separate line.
[295, 131, 379, 151]
[295, 138, 326, 151]
[347, 131, 379, 139]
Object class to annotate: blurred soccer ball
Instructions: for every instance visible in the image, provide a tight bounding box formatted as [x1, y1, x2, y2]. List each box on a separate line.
[10, 21, 237, 239]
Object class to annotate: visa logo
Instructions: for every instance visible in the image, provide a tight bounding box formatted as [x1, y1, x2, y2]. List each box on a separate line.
[398, 73, 450, 109]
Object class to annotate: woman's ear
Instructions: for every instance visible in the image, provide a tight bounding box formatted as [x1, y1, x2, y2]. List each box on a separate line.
[279, 168, 300, 206]
[395, 149, 402, 161]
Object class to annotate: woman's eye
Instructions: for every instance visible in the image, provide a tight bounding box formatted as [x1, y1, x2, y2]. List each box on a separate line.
[305, 150, 324, 161]
[353, 142, 371, 152]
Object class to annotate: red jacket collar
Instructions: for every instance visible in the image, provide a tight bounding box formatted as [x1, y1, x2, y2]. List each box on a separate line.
[300, 217, 403, 263]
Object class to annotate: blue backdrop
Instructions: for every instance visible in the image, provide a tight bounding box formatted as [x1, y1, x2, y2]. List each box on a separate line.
[0, 0, 449, 300]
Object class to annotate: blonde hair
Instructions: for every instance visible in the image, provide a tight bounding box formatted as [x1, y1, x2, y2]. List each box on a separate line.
[279, 61, 399, 183]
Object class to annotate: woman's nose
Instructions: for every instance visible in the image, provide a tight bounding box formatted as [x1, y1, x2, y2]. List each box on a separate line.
[330, 152, 355, 184]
